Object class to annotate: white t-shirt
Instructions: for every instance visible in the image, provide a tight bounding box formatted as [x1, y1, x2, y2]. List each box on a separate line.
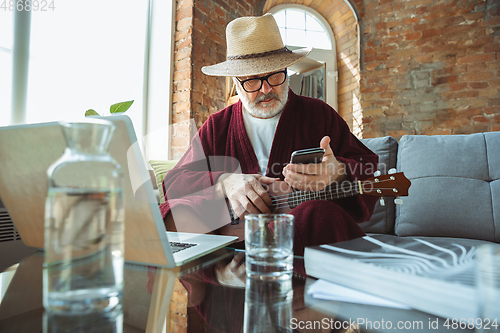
[242, 108, 282, 175]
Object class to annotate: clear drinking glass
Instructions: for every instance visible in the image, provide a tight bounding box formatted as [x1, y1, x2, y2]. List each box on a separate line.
[245, 214, 294, 279]
[43, 119, 125, 314]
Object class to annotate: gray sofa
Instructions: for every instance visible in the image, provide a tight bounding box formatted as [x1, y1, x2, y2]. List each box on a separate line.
[359, 132, 499, 244]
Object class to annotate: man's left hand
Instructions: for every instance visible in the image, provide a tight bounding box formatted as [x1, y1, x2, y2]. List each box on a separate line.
[282, 136, 346, 191]
[214, 252, 246, 288]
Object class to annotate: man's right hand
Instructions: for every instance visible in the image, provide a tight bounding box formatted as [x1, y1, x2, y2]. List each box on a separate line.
[218, 173, 278, 220]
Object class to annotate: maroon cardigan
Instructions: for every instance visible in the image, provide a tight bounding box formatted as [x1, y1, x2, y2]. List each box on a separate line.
[159, 90, 378, 242]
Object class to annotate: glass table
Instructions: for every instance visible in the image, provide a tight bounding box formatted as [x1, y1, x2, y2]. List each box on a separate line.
[0, 249, 473, 333]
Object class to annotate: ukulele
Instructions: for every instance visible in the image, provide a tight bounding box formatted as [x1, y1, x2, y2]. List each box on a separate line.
[218, 172, 411, 240]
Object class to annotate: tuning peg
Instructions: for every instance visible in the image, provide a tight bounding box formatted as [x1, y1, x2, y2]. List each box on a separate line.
[388, 168, 397, 174]
[379, 197, 385, 206]
[374, 170, 382, 177]
[394, 197, 403, 205]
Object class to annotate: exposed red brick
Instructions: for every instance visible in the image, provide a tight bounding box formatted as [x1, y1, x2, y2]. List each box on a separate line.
[389, 28, 412, 37]
[177, 0, 193, 10]
[361, 85, 389, 93]
[376, 22, 387, 30]
[490, 99, 500, 106]
[364, 53, 389, 62]
[472, 116, 490, 124]
[214, 5, 225, 18]
[422, 12, 438, 21]
[442, 90, 480, 100]
[457, 53, 496, 65]
[489, 79, 500, 88]
[387, 20, 401, 29]
[413, 22, 430, 31]
[443, 23, 480, 35]
[433, 76, 458, 85]
[173, 69, 190, 82]
[485, 43, 500, 53]
[405, 32, 422, 40]
[448, 83, 468, 91]
[364, 47, 376, 56]
[469, 82, 489, 89]
[479, 88, 499, 98]
[462, 72, 494, 81]
[422, 28, 445, 38]
[416, 54, 432, 63]
[365, 62, 381, 70]
[176, 6, 193, 21]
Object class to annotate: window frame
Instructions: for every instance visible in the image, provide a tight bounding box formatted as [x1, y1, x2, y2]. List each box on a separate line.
[267, 4, 338, 110]
[6, 0, 175, 160]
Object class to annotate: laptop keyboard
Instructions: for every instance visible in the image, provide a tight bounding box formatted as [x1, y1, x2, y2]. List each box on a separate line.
[169, 241, 197, 254]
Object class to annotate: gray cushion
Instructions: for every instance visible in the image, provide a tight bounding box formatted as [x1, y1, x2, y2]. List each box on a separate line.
[395, 132, 500, 243]
[359, 136, 398, 234]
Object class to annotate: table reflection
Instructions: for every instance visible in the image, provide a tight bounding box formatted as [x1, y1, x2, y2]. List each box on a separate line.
[1, 250, 346, 333]
[148, 251, 294, 332]
[244, 276, 293, 333]
[43, 306, 123, 333]
[171, 253, 336, 333]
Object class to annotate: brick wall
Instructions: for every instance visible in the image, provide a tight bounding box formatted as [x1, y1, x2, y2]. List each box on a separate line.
[171, 0, 262, 159]
[172, 0, 194, 159]
[262, 0, 500, 139]
[360, 0, 500, 138]
[172, 0, 499, 157]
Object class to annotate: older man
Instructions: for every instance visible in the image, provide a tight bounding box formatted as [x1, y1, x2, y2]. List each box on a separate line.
[160, 14, 378, 259]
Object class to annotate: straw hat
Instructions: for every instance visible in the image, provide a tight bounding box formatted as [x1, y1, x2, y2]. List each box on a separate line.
[201, 14, 312, 77]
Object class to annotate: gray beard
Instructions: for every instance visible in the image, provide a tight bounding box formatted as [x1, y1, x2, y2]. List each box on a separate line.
[235, 79, 289, 119]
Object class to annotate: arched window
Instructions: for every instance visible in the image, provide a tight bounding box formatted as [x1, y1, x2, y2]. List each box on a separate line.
[268, 5, 338, 109]
[272, 8, 332, 50]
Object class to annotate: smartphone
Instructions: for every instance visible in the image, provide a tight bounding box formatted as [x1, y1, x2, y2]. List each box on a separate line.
[290, 147, 325, 164]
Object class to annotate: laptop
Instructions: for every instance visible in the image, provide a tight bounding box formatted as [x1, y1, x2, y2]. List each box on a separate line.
[0, 115, 238, 268]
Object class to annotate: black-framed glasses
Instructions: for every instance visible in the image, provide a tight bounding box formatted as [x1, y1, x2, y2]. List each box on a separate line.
[236, 70, 287, 93]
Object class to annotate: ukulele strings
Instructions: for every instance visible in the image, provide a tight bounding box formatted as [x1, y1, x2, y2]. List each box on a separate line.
[270, 188, 359, 210]
[269, 178, 398, 210]
[230, 177, 398, 218]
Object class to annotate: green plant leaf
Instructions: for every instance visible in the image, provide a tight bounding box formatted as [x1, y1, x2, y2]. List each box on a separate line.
[110, 100, 134, 114]
[85, 109, 100, 116]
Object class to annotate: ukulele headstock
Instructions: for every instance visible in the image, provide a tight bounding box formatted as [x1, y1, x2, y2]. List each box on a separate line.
[361, 172, 411, 197]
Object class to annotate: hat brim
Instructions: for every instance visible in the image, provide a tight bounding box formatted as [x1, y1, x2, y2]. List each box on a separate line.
[201, 47, 312, 77]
